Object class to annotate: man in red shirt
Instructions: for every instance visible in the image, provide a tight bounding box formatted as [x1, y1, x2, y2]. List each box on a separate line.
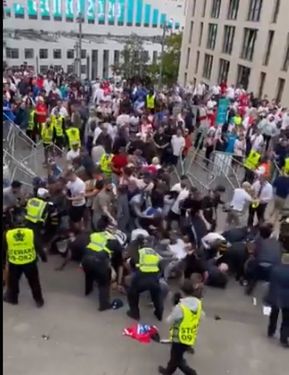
[111, 147, 128, 176]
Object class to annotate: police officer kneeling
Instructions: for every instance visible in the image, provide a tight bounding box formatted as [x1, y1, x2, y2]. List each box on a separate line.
[126, 237, 164, 321]
[3, 217, 47, 307]
[82, 216, 123, 311]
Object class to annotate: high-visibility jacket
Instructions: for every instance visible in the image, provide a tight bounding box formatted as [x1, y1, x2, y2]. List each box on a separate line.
[51, 115, 64, 137]
[170, 300, 202, 346]
[27, 110, 35, 131]
[137, 247, 159, 273]
[99, 153, 113, 175]
[86, 231, 114, 256]
[283, 157, 289, 174]
[233, 115, 242, 126]
[146, 94, 155, 109]
[41, 123, 54, 144]
[25, 198, 47, 224]
[6, 228, 37, 265]
[66, 127, 80, 148]
[243, 150, 261, 171]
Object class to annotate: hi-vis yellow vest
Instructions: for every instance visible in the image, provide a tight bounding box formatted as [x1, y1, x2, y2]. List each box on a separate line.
[283, 157, 289, 174]
[51, 115, 64, 137]
[27, 110, 35, 131]
[66, 127, 80, 148]
[137, 247, 159, 273]
[25, 198, 47, 224]
[146, 94, 155, 109]
[41, 123, 54, 144]
[244, 150, 261, 171]
[99, 153, 113, 175]
[86, 231, 114, 256]
[170, 300, 202, 346]
[6, 228, 37, 265]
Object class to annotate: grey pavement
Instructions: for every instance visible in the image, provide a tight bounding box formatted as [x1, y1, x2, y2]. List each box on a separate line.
[3, 255, 289, 375]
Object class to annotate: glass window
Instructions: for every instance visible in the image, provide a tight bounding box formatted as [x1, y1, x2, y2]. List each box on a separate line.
[202, 0, 207, 17]
[53, 49, 62, 59]
[160, 13, 166, 28]
[175, 22, 180, 30]
[218, 59, 230, 82]
[103, 50, 109, 78]
[40, 65, 49, 74]
[186, 48, 191, 69]
[152, 9, 159, 28]
[114, 50, 120, 65]
[263, 30, 274, 66]
[247, 0, 263, 22]
[67, 65, 74, 74]
[203, 54, 214, 79]
[236, 65, 251, 89]
[127, 0, 134, 25]
[117, 0, 125, 25]
[6, 48, 19, 59]
[144, 4, 151, 27]
[282, 33, 289, 72]
[223, 25, 235, 54]
[87, 0, 95, 23]
[192, 0, 196, 16]
[211, 0, 222, 18]
[67, 49, 74, 59]
[53, 0, 62, 20]
[40, 0, 51, 19]
[272, 0, 280, 23]
[276, 78, 285, 103]
[258, 72, 266, 98]
[28, 0, 38, 19]
[135, 0, 143, 27]
[13, 3, 25, 18]
[4, 8, 12, 18]
[207, 23, 218, 50]
[241, 28, 258, 61]
[108, 0, 116, 25]
[81, 50, 87, 59]
[227, 0, 239, 20]
[198, 22, 204, 47]
[81, 65, 86, 74]
[195, 51, 200, 74]
[153, 51, 158, 64]
[189, 22, 194, 44]
[24, 49, 34, 59]
[39, 49, 48, 59]
[66, 0, 74, 20]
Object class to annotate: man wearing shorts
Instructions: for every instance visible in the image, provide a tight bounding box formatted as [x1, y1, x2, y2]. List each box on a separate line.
[66, 170, 86, 232]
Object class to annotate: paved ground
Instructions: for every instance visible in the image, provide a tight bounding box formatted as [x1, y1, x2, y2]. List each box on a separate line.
[3, 255, 288, 375]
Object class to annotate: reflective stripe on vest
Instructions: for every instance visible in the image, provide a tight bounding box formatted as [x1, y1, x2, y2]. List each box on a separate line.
[146, 95, 155, 109]
[41, 124, 54, 144]
[6, 228, 36, 265]
[243, 150, 261, 171]
[25, 198, 47, 223]
[100, 154, 113, 174]
[66, 127, 80, 148]
[86, 232, 112, 256]
[51, 115, 64, 137]
[27, 110, 35, 130]
[170, 300, 202, 346]
[137, 247, 159, 273]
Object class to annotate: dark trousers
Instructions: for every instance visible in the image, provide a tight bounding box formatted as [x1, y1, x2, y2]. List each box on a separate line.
[82, 255, 111, 310]
[7, 262, 43, 303]
[247, 203, 267, 227]
[268, 307, 289, 344]
[164, 342, 196, 375]
[127, 272, 163, 320]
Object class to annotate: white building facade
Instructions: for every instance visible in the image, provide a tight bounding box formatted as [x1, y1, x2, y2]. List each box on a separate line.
[178, 0, 289, 106]
[3, 0, 186, 79]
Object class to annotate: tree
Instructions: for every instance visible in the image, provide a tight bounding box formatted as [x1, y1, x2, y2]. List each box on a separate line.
[148, 32, 182, 86]
[116, 34, 150, 79]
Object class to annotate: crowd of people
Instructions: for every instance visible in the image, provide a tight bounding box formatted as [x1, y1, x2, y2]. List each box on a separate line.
[3, 65, 289, 374]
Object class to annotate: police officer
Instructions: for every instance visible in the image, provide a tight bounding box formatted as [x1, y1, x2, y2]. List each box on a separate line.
[51, 108, 65, 149]
[82, 216, 123, 311]
[158, 280, 202, 375]
[126, 236, 163, 321]
[65, 123, 81, 150]
[3, 216, 47, 307]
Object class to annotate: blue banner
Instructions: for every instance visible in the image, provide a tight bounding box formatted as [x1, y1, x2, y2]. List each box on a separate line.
[216, 98, 229, 125]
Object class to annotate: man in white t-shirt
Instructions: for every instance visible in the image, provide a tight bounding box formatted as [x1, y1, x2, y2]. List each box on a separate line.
[66, 143, 80, 166]
[66, 170, 86, 230]
[171, 128, 185, 165]
[227, 182, 253, 227]
[168, 176, 190, 228]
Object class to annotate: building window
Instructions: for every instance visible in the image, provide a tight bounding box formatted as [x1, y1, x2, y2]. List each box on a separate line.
[202, 0, 207, 17]
[258, 72, 266, 98]
[203, 54, 213, 79]
[114, 50, 120, 65]
[81, 65, 86, 74]
[227, 0, 239, 20]
[53, 49, 62, 59]
[207, 24, 218, 50]
[241, 28, 258, 61]
[6, 48, 19, 59]
[195, 51, 200, 74]
[236, 65, 251, 89]
[192, 0, 196, 16]
[67, 65, 74, 74]
[222, 26, 235, 54]
[282, 33, 289, 72]
[186, 48, 191, 69]
[189, 22, 194, 44]
[211, 0, 222, 18]
[81, 50, 86, 59]
[39, 49, 48, 59]
[40, 65, 49, 74]
[276, 78, 285, 103]
[103, 50, 109, 78]
[153, 51, 158, 64]
[247, 0, 263, 22]
[24, 49, 34, 59]
[263, 30, 274, 66]
[272, 0, 280, 23]
[67, 49, 74, 59]
[218, 59, 230, 82]
[184, 73, 188, 86]
[199, 22, 204, 47]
